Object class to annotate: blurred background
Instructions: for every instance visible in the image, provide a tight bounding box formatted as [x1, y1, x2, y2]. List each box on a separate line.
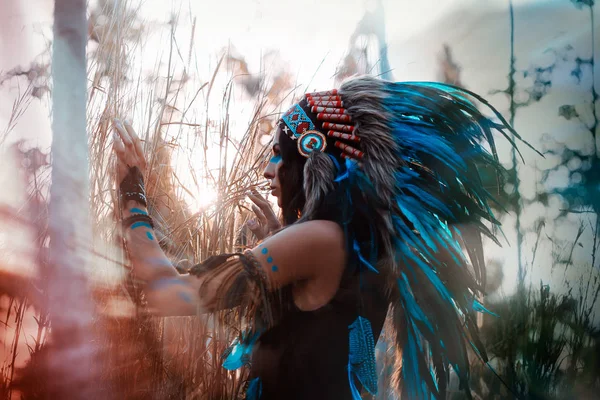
[0, 0, 598, 398]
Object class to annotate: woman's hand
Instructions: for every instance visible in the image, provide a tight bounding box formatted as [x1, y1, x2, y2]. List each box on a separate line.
[112, 118, 147, 183]
[246, 189, 281, 240]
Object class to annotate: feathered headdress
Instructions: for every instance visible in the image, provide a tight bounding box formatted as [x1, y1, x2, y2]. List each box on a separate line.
[278, 75, 530, 399]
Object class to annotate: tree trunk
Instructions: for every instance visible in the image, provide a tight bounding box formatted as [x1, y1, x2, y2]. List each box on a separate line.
[46, 0, 99, 397]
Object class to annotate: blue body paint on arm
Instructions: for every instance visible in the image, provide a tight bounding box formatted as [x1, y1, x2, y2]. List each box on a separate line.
[146, 231, 154, 241]
[131, 221, 153, 230]
[178, 291, 193, 303]
[130, 208, 148, 215]
[259, 247, 279, 273]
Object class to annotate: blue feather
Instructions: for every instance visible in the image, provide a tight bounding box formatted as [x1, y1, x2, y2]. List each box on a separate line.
[348, 316, 378, 397]
[473, 299, 499, 317]
[222, 330, 261, 371]
[353, 240, 379, 274]
[323, 79, 527, 398]
[376, 80, 517, 397]
[348, 365, 363, 400]
[335, 158, 360, 183]
[397, 275, 433, 333]
[246, 377, 262, 400]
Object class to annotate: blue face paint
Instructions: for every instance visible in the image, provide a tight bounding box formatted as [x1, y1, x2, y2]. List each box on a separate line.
[178, 291, 193, 303]
[267, 256, 273, 263]
[261, 248, 268, 255]
[271, 265, 278, 272]
[146, 232, 154, 241]
[130, 208, 148, 215]
[269, 155, 282, 164]
[131, 221, 153, 230]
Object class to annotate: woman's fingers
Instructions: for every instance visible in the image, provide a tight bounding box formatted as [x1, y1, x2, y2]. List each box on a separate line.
[248, 193, 268, 220]
[246, 194, 280, 242]
[251, 204, 268, 226]
[265, 210, 281, 231]
[246, 190, 280, 241]
[246, 193, 264, 210]
[113, 118, 133, 148]
[112, 118, 148, 172]
[123, 120, 146, 168]
[248, 190, 280, 230]
[246, 219, 265, 240]
[112, 131, 130, 164]
[112, 133, 129, 179]
[112, 131, 126, 155]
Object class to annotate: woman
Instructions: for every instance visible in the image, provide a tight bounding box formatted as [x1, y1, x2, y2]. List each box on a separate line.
[113, 75, 528, 399]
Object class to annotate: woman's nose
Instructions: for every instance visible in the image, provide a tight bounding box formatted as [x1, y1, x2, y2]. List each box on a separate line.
[263, 163, 275, 180]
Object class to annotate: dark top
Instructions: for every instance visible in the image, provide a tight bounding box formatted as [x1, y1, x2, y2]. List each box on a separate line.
[249, 267, 389, 400]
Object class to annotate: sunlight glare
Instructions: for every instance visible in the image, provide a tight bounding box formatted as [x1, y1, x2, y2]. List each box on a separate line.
[186, 185, 218, 212]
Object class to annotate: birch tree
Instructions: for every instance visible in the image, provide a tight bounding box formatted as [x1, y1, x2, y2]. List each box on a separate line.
[46, 0, 99, 397]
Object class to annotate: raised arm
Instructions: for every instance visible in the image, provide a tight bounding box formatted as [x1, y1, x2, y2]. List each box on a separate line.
[121, 200, 345, 316]
[112, 119, 346, 317]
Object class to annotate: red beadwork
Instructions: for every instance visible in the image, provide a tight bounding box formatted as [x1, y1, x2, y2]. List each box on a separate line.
[306, 95, 341, 101]
[307, 89, 338, 97]
[317, 113, 352, 123]
[308, 100, 344, 108]
[335, 141, 364, 159]
[311, 106, 347, 114]
[322, 122, 354, 133]
[307, 94, 340, 99]
[327, 130, 360, 142]
[296, 122, 311, 134]
[297, 130, 327, 157]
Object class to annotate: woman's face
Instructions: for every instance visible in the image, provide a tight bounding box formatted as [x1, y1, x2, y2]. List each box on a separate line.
[263, 129, 283, 207]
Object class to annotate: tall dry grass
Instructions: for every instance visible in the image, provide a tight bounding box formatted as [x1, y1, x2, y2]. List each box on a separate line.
[85, 2, 297, 399]
[0, 1, 294, 398]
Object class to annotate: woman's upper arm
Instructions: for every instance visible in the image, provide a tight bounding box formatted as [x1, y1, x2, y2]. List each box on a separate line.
[147, 220, 347, 316]
[249, 220, 346, 289]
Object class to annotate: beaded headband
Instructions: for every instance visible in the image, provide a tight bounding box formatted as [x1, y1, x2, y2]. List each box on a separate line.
[278, 89, 364, 160]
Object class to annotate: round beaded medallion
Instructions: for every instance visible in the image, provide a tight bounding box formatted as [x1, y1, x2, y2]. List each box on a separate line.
[297, 130, 327, 158]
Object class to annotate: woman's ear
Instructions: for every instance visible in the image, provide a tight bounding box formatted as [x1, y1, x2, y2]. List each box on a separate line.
[302, 152, 336, 220]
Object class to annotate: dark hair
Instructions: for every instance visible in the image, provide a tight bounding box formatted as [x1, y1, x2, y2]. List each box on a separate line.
[277, 127, 307, 225]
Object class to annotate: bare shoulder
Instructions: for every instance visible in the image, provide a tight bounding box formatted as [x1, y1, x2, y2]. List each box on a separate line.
[287, 220, 344, 243]
[269, 220, 345, 260]
[250, 220, 346, 288]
